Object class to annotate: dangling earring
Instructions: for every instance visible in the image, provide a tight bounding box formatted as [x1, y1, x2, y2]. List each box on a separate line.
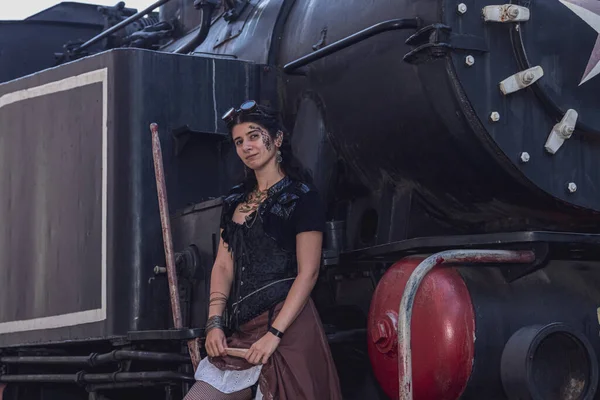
[276, 150, 282, 163]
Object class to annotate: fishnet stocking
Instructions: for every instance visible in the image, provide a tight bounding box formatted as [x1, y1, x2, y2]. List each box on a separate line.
[184, 381, 253, 400]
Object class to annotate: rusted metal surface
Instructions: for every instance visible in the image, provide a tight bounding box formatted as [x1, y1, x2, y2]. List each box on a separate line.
[150, 122, 183, 328]
[397, 249, 536, 400]
[150, 123, 200, 369]
[367, 256, 476, 399]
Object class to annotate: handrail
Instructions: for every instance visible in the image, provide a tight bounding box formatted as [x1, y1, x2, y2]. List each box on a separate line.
[397, 249, 536, 400]
[283, 18, 421, 74]
[75, 0, 172, 53]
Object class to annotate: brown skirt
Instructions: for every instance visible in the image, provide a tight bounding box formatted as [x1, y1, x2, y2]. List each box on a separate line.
[187, 299, 342, 400]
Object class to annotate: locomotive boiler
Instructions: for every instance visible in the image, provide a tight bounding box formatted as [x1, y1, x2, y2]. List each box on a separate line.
[1, 0, 600, 399]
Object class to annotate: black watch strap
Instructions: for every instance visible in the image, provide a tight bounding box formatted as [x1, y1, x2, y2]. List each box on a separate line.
[268, 326, 284, 339]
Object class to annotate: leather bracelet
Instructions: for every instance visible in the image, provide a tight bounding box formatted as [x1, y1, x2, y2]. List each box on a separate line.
[268, 326, 284, 339]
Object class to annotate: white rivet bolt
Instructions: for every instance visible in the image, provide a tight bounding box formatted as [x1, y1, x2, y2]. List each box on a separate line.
[520, 152, 530, 163]
[522, 71, 535, 84]
[458, 3, 468, 14]
[465, 55, 475, 66]
[568, 182, 577, 193]
[490, 112, 500, 122]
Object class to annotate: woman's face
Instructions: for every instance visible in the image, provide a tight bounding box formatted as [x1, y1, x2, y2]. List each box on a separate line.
[231, 122, 280, 170]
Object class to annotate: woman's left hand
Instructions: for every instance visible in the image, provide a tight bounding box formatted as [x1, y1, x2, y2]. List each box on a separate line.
[245, 332, 281, 365]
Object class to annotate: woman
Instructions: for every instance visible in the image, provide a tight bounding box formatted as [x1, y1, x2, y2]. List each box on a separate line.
[184, 101, 342, 400]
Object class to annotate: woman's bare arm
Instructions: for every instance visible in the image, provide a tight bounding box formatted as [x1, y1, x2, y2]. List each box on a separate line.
[205, 232, 234, 358]
[208, 232, 234, 318]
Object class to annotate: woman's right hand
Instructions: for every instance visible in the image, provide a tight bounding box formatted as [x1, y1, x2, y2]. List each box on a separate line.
[205, 328, 228, 357]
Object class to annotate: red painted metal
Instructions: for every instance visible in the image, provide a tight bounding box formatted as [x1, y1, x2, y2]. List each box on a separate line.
[150, 123, 201, 370]
[367, 256, 475, 400]
[396, 249, 536, 400]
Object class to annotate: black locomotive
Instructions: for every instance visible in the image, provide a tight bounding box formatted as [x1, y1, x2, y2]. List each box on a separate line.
[1, 0, 600, 399]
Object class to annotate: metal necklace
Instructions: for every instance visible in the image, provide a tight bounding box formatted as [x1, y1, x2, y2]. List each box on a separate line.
[244, 209, 260, 228]
[239, 188, 266, 228]
[238, 188, 267, 213]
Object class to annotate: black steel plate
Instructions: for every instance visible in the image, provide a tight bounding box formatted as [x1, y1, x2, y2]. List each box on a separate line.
[445, 0, 600, 213]
[343, 231, 600, 262]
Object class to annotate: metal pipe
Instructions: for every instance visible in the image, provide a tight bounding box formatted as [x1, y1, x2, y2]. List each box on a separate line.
[0, 356, 90, 365]
[283, 18, 421, 73]
[397, 249, 536, 400]
[0, 351, 191, 366]
[0, 371, 194, 384]
[174, 2, 216, 54]
[76, 0, 172, 53]
[86, 381, 165, 391]
[150, 123, 201, 370]
[92, 350, 190, 365]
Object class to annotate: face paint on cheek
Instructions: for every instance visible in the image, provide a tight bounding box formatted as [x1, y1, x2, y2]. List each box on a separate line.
[262, 132, 273, 151]
[249, 125, 273, 151]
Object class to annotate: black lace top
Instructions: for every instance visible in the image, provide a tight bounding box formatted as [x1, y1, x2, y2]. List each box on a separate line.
[219, 176, 325, 330]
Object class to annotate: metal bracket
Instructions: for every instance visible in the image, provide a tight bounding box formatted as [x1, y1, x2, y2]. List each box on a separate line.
[312, 27, 328, 51]
[223, 0, 250, 22]
[544, 109, 578, 154]
[499, 66, 544, 95]
[483, 4, 531, 22]
[403, 24, 487, 64]
[498, 243, 550, 282]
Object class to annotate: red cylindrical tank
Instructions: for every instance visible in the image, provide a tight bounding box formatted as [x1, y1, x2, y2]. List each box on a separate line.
[367, 256, 475, 400]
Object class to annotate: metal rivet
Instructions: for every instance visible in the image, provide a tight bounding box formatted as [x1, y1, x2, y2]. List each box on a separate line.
[465, 55, 475, 66]
[458, 3, 468, 14]
[520, 152, 530, 163]
[568, 182, 577, 193]
[490, 111, 500, 122]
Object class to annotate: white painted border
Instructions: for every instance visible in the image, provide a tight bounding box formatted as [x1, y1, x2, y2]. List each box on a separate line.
[0, 68, 108, 334]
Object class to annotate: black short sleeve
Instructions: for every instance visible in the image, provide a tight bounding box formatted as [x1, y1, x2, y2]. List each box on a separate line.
[219, 202, 228, 231]
[293, 190, 326, 234]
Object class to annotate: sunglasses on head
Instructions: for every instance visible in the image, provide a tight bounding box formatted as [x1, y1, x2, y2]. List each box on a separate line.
[221, 100, 261, 125]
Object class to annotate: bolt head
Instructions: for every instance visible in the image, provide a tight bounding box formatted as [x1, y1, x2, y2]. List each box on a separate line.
[568, 182, 577, 193]
[520, 152, 530, 163]
[465, 55, 475, 66]
[457, 3, 467, 14]
[522, 72, 535, 84]
[508, 6, 520, 18]
[561, 125, 575, 137]
[490, 112, 500, 122]
[371, 322, 388, 344]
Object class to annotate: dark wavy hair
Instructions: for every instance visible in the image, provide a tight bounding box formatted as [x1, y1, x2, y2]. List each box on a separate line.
[228, 104, 313, 189]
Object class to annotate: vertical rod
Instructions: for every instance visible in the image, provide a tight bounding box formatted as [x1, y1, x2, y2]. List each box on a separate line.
[397, 249, 536, 400]
[150, 123, 201, 370]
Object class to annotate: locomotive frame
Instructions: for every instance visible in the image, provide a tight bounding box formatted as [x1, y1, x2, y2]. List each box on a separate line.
[2, 0, 600, 399]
